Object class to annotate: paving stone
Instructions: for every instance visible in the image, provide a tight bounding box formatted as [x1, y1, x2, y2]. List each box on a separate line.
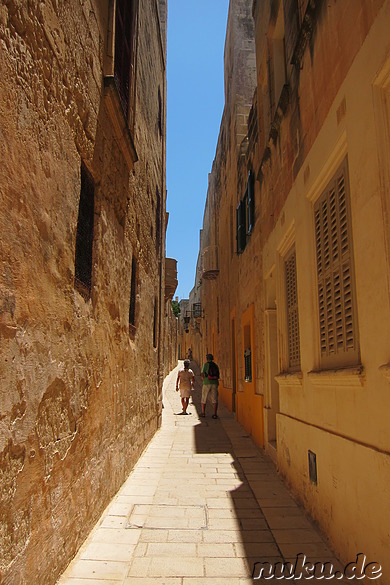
[57, 362, 340, 584]
[204, 556, 250, 577]
[62, 559, 129, 580]
[272, 528, 325, 544]
[124, 577, 183, 585]
[57, 575, 121, 585]
[80, 542, 136, 562]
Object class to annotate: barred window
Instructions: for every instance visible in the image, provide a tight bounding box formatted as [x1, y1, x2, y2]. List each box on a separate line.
[129, 257, 137, 332]
[247, 170, 255, 235]
[153, 297, 158, 348]
[74, 163, 94, 298]
[114, 0, 137, 125]
[244, 348, 252, 382]
[314, 159, 359, 367]
[237, 171, 255, 254]
[285, 248, 301, 370]
[236, 199, 246, 254]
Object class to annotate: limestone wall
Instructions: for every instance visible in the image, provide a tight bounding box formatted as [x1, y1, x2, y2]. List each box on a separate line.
[0, 1, 169, 583]
[184, 0, 390, 577]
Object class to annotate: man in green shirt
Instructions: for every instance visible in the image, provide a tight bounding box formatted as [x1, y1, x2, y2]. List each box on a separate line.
[200, 353, 220, 419]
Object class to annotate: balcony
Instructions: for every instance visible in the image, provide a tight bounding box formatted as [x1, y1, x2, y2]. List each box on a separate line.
[165, 258, 178, 302]
[201, 245, 219, 280]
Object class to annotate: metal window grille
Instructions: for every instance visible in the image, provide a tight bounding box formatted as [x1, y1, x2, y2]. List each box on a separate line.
[158, 87, 162, 137]
[74, 163, 94, 297]
[308, 450, 317, 485]
[192, 303, 202, 318]
[314, 159, 359, 366]
[153, 298, 158, 348]
[246, 171, 255, 235]
[244, 348, 252, 382]
[155, 188, 161, 255]
[285, 249, 301, 370]
[237, 199, 246, 254]
[129, 257, 137, 329]
[114, 0, 136, 120]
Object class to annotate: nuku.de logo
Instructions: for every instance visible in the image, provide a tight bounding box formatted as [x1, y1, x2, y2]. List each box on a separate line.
[252, 553, 382, 580]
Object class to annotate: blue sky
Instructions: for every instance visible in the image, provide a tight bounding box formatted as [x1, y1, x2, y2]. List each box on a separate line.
[165, 0, 230, 301]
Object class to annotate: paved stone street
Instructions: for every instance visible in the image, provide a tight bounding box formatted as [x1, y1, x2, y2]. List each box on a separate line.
[57, 362, 341, 584]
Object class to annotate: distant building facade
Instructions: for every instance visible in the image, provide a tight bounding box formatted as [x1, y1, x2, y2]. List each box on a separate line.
[181, 0, 390, 576]
[0, 1, 176, 583]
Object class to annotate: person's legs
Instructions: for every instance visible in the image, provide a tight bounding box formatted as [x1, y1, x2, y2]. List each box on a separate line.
[210, 385, 218, 418]
[181, 396, 189, 413]
[201, 385, 209, 417]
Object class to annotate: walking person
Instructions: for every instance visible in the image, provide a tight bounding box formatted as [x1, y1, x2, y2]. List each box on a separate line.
[176, 359, 195, 415]
[200, 353, 220, 419]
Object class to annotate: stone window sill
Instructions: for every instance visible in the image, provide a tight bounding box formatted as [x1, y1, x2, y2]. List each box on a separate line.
[104, 76, 138, 170]
[307, 366, 365, 387]
[379, 363, 390, 382]
[275, 372, 303, 386]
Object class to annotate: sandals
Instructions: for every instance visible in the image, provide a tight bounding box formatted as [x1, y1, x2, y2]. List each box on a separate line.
[212, 414, 218, 419]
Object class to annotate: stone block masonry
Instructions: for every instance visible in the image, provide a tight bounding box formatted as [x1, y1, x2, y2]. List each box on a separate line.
[0, 1, 171, 583]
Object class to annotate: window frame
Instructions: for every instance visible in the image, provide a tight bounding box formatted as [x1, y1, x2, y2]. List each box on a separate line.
[129, 256, 137, 334]
[113, 0, 138, 130]
[313, 158, 360, 369]
[236, 170, 255, 254]
[74, 162, 95, 299]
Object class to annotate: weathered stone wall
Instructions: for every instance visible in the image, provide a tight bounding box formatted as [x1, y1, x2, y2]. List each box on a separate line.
[0, 1, 168, 583]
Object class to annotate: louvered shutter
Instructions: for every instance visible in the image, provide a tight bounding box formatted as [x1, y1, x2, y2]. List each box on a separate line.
[285, 249, 301, 370]
[314, 160, 359, 367]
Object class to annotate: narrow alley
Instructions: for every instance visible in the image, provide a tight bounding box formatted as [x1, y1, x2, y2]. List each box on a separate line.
[57, 362, 341, 584]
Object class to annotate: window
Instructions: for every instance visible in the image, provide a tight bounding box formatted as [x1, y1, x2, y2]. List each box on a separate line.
[129, 257, 137, 332]
[74, 163, 94, 298]
[244, 324, 252, 382]
[192, 303, 202, 318]
[246, 170, 255, 235]
[236, 171, 255, 254]
[114, 0, 137, 126]
[244, 348, 252, 382]
[314, 159, 359, 367]
[153, 298, 158, 348]
[158, 87, 163, 137]
[155, 188, 161, 255]
[285, 248, 301, 370]
[271, 4, 287, 117]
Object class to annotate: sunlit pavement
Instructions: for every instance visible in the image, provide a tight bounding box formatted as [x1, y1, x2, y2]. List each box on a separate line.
[57, 361, 342, 584]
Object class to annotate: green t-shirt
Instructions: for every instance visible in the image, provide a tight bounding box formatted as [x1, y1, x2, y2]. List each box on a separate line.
[202, 361, 219, 385]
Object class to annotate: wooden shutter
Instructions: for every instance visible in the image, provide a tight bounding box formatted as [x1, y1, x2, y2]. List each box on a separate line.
[285, 249, 301, 370]
[314, 160, 359, 366]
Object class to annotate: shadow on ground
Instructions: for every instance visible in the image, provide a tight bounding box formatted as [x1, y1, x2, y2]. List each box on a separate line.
[173, 360, 343, 580]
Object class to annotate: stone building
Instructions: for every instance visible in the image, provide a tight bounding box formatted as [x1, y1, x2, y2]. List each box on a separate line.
[0, 1, 176, 583]
[181, 0, 390, 577]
